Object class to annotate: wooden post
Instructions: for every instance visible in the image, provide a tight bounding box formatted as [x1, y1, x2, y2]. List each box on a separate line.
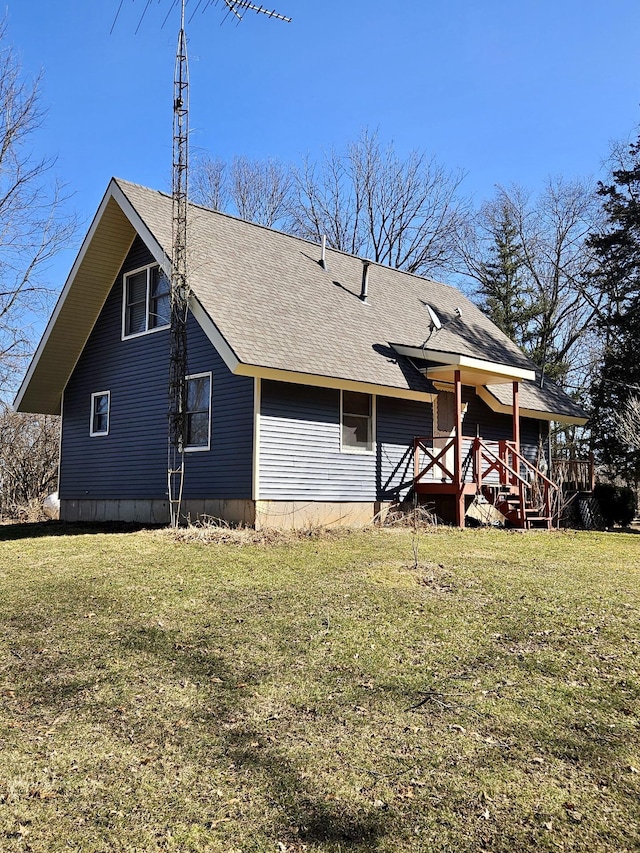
[512, 381, 520, 455]
[454, 370, 465, 528]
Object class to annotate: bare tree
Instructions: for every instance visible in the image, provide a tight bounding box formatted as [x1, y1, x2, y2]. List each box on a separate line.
[191, 153, 291, 228]
[231, 156, 292, 227]
[0, 21, 77, 395]
[190, 155, 228, 212]
[618, 395, 640, 450]
[289, 149, 366, 257]
[289, 129, 467, 277]
[0, 405, 58, 517]
[192, 131, 467, 277]
[457, 177, 602, 390]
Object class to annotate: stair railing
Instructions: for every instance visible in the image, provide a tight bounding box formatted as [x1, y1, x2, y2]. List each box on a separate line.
[473, 438, 559, 527]
[474, 438, 529, 524]
[502, 440, 559, 525]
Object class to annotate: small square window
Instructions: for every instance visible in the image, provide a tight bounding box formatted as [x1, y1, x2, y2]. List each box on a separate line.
[90, 391, 110, 436]
[342, 390, 373, 452]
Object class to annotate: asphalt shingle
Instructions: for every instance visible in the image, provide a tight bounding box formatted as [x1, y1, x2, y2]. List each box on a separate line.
[118, 179, 586, 420]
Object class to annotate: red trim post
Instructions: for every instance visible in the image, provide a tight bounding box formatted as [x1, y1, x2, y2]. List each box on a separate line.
[454, 370, 465, 528]
[512, 381, 520, 455]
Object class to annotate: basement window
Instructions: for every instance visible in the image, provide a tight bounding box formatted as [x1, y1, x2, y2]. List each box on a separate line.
[122, 264, 170, 338]
[185, 373, 212, 451]
[90, 391, 110, 437]
[341, 390, 374, 453]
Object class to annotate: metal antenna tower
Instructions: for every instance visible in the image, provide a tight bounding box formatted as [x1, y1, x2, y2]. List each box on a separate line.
[167, 0, 190, 528]
[112, 0, 291, 527]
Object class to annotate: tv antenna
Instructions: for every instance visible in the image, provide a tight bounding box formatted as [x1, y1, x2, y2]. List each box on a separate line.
[112, 0, 291, 527]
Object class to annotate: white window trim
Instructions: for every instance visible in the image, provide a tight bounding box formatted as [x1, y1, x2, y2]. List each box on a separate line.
[121, 263, 170, 340]
[184, 371, 212, 453]
[90, 390, 110, 437]
[340, 390, 376, 455]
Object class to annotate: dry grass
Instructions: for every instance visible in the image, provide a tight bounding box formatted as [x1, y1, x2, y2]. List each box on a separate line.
[0, 523, 638, 852]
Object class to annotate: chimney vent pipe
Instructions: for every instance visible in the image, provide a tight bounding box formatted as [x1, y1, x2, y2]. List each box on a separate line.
[361, 261, 371, 303]
[320, 235, 328, 270]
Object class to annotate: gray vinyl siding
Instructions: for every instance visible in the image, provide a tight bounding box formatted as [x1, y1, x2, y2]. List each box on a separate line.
[377, 397, 431, 500]
[461, 388, 547, 464]
[259, 381, 432, 502]
[457, 388, 548, 483]
[258, 380, 548, 503]
[259, 381, 376, 501]
[60, 236, 253, 501]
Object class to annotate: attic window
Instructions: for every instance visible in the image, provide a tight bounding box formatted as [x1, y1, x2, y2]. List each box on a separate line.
[122, 264, 170, 339]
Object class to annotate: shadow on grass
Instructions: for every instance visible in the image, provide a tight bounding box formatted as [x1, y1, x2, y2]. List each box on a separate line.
[401, 636, 640, 784]
[223, 723, 390, 849]
[0, 520, 157, 541]
[7, 598, 392, 849]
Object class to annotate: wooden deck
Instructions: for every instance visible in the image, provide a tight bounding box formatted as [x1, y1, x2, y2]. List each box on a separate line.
[413, 434, 563, 529]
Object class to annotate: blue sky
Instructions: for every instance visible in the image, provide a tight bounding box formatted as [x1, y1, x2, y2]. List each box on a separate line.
[7, 0, 640, 283]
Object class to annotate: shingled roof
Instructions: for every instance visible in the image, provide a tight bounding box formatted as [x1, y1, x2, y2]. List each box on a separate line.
[15, 178, 587, 424]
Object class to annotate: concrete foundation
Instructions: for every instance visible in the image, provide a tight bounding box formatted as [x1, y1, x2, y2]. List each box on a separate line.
[60, 498, 391, 529]
[60, 498, 256, 527]
[255, 500, 390, 530]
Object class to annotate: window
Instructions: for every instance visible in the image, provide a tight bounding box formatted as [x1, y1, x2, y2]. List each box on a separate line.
[185, 373, 212, 451]
[341, 390, 373, 452]
[90, 391, 110, 436]
[123, 265, 170, 338]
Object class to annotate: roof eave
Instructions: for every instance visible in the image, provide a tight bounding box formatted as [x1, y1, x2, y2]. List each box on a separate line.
[14, 179, 170, 415]
[234, 363, 437, 402]
[390, 343, 536, 384]
[477, 385, 588, 426]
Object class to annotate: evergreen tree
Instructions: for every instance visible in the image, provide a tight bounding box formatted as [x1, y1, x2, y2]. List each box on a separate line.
[589, 135, 640, 484]
[475, 204, 541, 353]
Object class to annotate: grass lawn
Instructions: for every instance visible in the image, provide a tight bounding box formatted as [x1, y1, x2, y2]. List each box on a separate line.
[0, 523, 638, 852]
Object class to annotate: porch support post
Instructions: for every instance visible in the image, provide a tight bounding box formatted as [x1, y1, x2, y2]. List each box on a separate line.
[512, 381, 520, 455]
[454, 369, 465, 528]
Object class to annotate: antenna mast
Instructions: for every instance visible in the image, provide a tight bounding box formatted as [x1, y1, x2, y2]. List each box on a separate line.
[167, 0, 190, 528]
[167, 0, 290, 527]
[114, 0, 291, 527]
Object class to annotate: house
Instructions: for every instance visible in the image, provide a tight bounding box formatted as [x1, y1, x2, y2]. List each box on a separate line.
[14, 179, 588, 528]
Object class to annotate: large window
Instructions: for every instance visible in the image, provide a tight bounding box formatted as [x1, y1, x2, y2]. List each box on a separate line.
[185, 373, 212, 451]
[90, 391, 110, 437]
[341, 390, 373, 452]
[122, 264, 170, 338]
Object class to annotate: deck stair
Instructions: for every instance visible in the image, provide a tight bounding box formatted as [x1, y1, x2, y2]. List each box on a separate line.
[413, 435, 559, 529]
[483, 486, 553, 529]
[475, 439, 557, 529]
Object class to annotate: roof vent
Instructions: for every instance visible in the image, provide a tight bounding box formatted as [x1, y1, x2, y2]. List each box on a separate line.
[319, 235, 329, 271]
[361, 261, 371, 303]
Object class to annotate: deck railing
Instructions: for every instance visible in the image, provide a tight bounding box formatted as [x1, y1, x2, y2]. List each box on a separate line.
[414, 435, 560, 525]
[413, 436, 456, 484]
[551, 454, 595, 492]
